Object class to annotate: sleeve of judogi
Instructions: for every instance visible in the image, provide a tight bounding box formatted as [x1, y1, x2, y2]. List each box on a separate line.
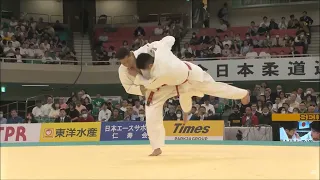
[134, 74, 167, 90]
[118, 66, 143, 96]
[149, 36, 175, 50]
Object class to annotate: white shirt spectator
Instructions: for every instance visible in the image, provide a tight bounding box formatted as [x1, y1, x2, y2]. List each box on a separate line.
[246, 51, 258, 59]
[36, 48, 44, 58]
[40, 43, 50, 51]
[4, 47, 15, 57]
[41, 103, 53, 116]
[201, 104, 215, 113]
[98, 109, 112, 121]
[278, 21, 288, 29]
[20, 48, 28, 56]
[259, 52, 271, 59]
[222, 40, 232, 47]
[49, 109, 60, 118]
[28, 49, 36, 58]
[32, 106, 44, 117]
[16, 54, 22, 63]
[213, 45, 222, 54]
[154, 27, 163, 35]
[9, 21, 18, 27]
[12, 40, 20, 48]
[181, 47, 193, 56]
[120, 107, 127, 112]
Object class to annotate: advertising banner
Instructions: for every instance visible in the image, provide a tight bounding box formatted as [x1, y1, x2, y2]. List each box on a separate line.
[164, 121, 224, 140]
[0, 124, 41, 143]
[100, 121, 148, 141]
[39, 122, 101, 142]
[272, 114, 319, 142]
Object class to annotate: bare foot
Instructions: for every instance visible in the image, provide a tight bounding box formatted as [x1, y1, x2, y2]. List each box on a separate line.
[241, 91, 250, 105]
[149, 148, 162, 156]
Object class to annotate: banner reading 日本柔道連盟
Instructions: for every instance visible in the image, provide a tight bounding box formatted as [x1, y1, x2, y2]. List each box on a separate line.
[39, 122, 101, 142]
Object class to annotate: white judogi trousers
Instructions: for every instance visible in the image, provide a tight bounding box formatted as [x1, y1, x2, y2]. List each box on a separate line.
[145, 71, 248, 150]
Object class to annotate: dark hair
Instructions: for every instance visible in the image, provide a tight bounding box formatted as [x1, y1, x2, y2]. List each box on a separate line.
[310, 121, 320, 132]
[251, 21, 255, 24]
[115, 47, 130, 59]
[281, 122, 298, 130]
[290, 14, 295, 18]
[60, 108, 66, 113]
[81, 109, 88, 113]
[263, 16, 267, 19]
[281, 17, 285, 19]
[303, 11, 307, 14]
[277, 107, 286, 113]
[136, 53, 154, 69]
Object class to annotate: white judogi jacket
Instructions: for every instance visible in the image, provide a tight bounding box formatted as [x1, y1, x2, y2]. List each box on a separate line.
[134, 36, 205, 91]
[118, 36, 178, 96]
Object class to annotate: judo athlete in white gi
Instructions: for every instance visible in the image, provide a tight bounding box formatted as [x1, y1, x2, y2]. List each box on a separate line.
[134, 36, 250, 117]
[116, 37, 196, 156]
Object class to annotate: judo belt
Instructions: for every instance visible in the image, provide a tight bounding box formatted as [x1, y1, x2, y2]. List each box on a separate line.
[146, 62, 192, 106]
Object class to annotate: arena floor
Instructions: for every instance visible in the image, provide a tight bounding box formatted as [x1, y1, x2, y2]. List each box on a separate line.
[1, 141, 319, 179]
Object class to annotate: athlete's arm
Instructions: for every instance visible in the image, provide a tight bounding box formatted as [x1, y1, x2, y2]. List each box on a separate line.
[118, 65, 144, 96]
[134, 74, 167, 90]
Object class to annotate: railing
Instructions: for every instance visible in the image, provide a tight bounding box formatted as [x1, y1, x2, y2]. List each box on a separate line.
[0, 54, 319, 66]
[0, 102, 26, 119]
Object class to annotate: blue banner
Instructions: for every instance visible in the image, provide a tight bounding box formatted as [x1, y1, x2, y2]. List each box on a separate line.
[100, 121, 148, 141]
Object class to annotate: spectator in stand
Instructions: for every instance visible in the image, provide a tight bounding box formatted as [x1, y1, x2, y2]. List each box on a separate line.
[258, 16, 270, 35]
[98, 102, 112, 122]
[201, 98, 215, 113]
[240, 40, 250, 56]
[133, 100, 144, 115]
[122, 40, 129, 50]
[289, 94, 299, 108]
[242, 107, 259, 126]
[136, 109, 146, 121]
[245, 48, 258, 59]
[154, 23, 164, 35]
[66, 103, 79, 122]
[170, 21, 182, 53]
[263, 34, 272, 48]
[7, 109, 24, 124]
[259, 106, 272, 125]
[49, 102, 60, 119]
[288, 15, 299, 29]
[294, 32, 308, 53]
[190, 32, 199, 45]
[164, 106, 177, 120]
[298, 102, 308, 113]
[228, 106, 241, 126]
[307, 105, 316, 113]
[123, 106, 137, 121]
[228, 48, 239, 58]
[109, 108, 123, 121]
[187, 106, 197, 120]
[181, 43, 193, 57]
[216, 19, 228, 32]
[222, 35, 232, 47]
[283, 34, 294, 47]
[11, 36, 20, 48]
[269, 18, 279, 30]
[4, 41, 16, 61]
[83, 97, 93, 114]
[42, 96, 53, 117]
[75, 100, 86, 113]
[247, 21, 258, 36]
[221, 44, 231, 57]
[279, 17, 288, 29]
[292, 108, 299, 114]
[120, 100, 128, 112]
[32, 100, 44, 118]
[272, 34, 284, 47]
[134, 26, 145, 37]
[55, 109, 71, 123]
[305, 94, 316, 107]
[59, 98, 68, 109]
[217, 3, 229, 24]
[251, 103, 261, 117]
[24, 113, 38, 123]
[300, 11, 313, 33]
[190, 106, 207, 120]
[0, 111, 7, 124]
[78, 109, 95, 122]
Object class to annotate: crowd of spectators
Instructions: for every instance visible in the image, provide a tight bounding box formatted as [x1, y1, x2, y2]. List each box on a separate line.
[0, 85, 319, 127]
[0, 16, 75, 64]
[94, 20, 184, 65]
[185, 11, 313, 59]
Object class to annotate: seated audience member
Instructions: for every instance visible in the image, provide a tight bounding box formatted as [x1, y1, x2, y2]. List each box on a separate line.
[190, 106, 207, 120]
[288, 15, 299, 29]
[199, 35, 210, 44]
[124, 106, 137, 121]
[49, 103, 60, 119]
[175, 109, 183, 121]
[298, 102, 307, 113]
[75, 100, 86, 113]
[4, 41, 16, 59]
[251, 103, 261, 117]
[279, 17, 288, 29]
[245, 48, 258, 59]
[134, 26, 145, 37]
[133, 100, 144, 115]
[181, 43, 193, 57]
[289, 46, 300, 57]
[292, 108, 300, 113]
[258, 16, 270, 35]
[187, 106, 197, 120]
[241, 107, 259, 126]
[263, 34, 272, 48]
[248, 21, 258, 36]
[109, 108, 123, 121]
[154, 23, 164, 35]
[216, 19, 228, 32]
[269, 18, 279, 30]
[83, 97, 93, 113]
[221, 44, 231, 57]
[300, 11, 313, 30]
[66, 103, 80, 122]
[55, 109, 71, 123]
[0, 111, 7, 124]
[240, 40, 250, 56]
[259, 106, 272, 125]
[228, 106, 242, 126]
[307, 105, 316, 113]
[136, 109, 146, 121]
[7, 109, 24, 124]
[98, 102, 112, 121]
[78, 109, 95, 122]
[59, 98, 68, 109]
[190, 32, 199, 45]
[272, 34, 284, 47]
[32, 100, 44, 118]
[201, 98, 215, 113]
[24, 112, 38, 123]
[164, 106, 177, 120]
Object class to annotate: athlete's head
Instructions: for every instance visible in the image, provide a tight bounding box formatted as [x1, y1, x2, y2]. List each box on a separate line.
[115, 47, 135, 68]
[281, 122, 298, 139]
[310, 121, 320, 141]
[136, 53, 154, 70]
